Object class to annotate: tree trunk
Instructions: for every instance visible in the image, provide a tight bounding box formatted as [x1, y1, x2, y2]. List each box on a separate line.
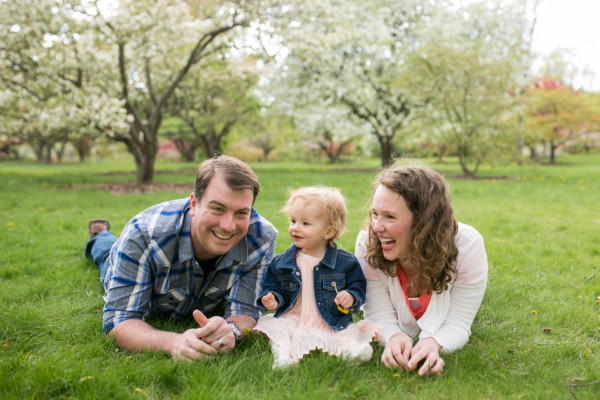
[528, 145, 536, 160]
[55, 140, 67, 162]
[172, 135, 196, 162]
[33, 141, 44, 162]
[44, 142, 53, 164]
[380, 136, 396, 167]
[549, 141, 557, 164]
[457, 144, 475, 177]
[119, 127, 158, 184]
[437, 143, 446, 163]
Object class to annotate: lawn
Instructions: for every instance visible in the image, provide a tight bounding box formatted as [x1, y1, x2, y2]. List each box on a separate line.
[0, 154, 599, 399]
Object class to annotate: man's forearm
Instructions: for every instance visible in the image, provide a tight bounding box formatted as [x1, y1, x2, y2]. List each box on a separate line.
[108, 319, 179, 354]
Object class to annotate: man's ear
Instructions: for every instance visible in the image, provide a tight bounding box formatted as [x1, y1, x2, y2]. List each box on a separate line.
[190, 193, 197, 216]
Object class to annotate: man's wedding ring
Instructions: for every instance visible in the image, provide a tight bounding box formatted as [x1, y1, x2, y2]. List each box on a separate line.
[217, 337, 224, 348]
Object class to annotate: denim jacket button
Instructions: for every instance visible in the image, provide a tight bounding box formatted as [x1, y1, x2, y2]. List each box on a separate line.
[289, 283, 293, 288]
[295, 271, 300, 276]
[315, 267, 319, 271]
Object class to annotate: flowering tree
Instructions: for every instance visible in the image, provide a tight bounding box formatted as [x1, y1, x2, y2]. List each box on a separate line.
[167, 58, 261, 160]
[1, 0, 277, 181]
[406, 0, 532, 176]
[93, 0, 273, 183]
[523, 78, 596, 163]
[264, 0, 428, 166]
[0, 0, 128, 162]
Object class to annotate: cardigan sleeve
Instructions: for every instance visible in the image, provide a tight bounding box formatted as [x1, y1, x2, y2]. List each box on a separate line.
[425, 223, 488, 352]
[355, 230, 405, 343]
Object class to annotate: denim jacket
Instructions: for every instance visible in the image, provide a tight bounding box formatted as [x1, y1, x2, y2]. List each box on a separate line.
[258, 244, 366, 331]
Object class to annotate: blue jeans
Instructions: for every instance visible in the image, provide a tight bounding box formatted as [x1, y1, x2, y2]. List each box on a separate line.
[85, 230, 118, 290]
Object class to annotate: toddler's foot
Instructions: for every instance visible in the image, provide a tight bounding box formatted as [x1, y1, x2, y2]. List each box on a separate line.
[272, 356, 295, 369]
[270, 344, 294, 369]
[344, 343, 373, 362]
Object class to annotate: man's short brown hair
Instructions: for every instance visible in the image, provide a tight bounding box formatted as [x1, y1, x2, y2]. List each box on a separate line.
[194, 155, 260, 203]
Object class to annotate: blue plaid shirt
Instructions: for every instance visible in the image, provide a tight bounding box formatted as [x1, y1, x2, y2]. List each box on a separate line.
[102, 197, 277, 333]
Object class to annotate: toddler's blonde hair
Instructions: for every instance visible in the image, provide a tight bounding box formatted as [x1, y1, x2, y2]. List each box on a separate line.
[283, 186, 347, 247]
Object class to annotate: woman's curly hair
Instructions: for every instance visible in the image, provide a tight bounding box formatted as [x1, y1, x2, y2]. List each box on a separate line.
[365, 164, 458, 294]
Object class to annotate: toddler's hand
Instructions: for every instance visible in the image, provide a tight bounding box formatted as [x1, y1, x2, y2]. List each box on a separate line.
[261, 293, 278, 310]
[334, 290, 354, 309]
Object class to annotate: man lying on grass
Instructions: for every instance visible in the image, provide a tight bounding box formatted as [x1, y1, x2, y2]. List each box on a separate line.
[84, 155, 277, 361]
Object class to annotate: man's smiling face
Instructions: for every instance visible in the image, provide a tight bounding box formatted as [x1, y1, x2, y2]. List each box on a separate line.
[190, 173, 254, 262]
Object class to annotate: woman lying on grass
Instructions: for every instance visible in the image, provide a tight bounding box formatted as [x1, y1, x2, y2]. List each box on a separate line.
[355, 163, 488, 376]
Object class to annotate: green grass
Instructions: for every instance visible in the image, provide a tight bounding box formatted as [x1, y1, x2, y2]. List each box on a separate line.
[1, 154, 599, 399]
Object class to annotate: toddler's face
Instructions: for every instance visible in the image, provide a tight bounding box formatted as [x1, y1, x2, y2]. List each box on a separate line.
[288, 200, 332, 258]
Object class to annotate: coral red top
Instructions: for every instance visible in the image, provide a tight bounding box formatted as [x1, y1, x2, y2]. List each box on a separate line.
[397, 265, 432, 320]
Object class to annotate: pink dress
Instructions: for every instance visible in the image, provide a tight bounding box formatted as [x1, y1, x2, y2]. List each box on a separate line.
[254, 252, 380, 364]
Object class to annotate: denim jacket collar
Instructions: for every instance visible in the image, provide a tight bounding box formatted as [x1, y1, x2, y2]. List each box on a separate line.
[276, 244, 338, 270]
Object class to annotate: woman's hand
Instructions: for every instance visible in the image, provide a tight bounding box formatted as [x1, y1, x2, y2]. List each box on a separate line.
[261, 293, 278, 310]
[381, 332, 413, 369]
[407, 337, 444, 376]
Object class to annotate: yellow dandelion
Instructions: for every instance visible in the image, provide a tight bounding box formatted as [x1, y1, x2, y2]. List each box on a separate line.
[595, 297, 600, 304]
[79, 376, 93, 383]
[134, 388, 148, 398]
[6, 222, 14, 227]
[531, 310, 538, 314]
[393, 373, 402, 378]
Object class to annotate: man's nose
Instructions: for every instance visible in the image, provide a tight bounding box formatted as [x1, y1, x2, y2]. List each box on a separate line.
[220, 214, 236, 231]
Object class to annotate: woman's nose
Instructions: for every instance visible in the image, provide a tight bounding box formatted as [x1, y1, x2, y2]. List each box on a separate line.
[371, 217, 383, 232]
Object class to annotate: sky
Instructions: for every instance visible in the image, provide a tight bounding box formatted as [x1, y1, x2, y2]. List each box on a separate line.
[530, 0, 600, 90]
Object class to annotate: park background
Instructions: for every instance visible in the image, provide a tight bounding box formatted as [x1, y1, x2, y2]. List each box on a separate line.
[1, 0, 599, 399]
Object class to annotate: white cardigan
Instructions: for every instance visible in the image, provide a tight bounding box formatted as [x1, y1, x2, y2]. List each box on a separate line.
[355, 222, 488, 353]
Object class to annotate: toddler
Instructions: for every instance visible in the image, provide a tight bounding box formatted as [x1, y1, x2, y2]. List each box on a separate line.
[254, 186, 379, 368]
